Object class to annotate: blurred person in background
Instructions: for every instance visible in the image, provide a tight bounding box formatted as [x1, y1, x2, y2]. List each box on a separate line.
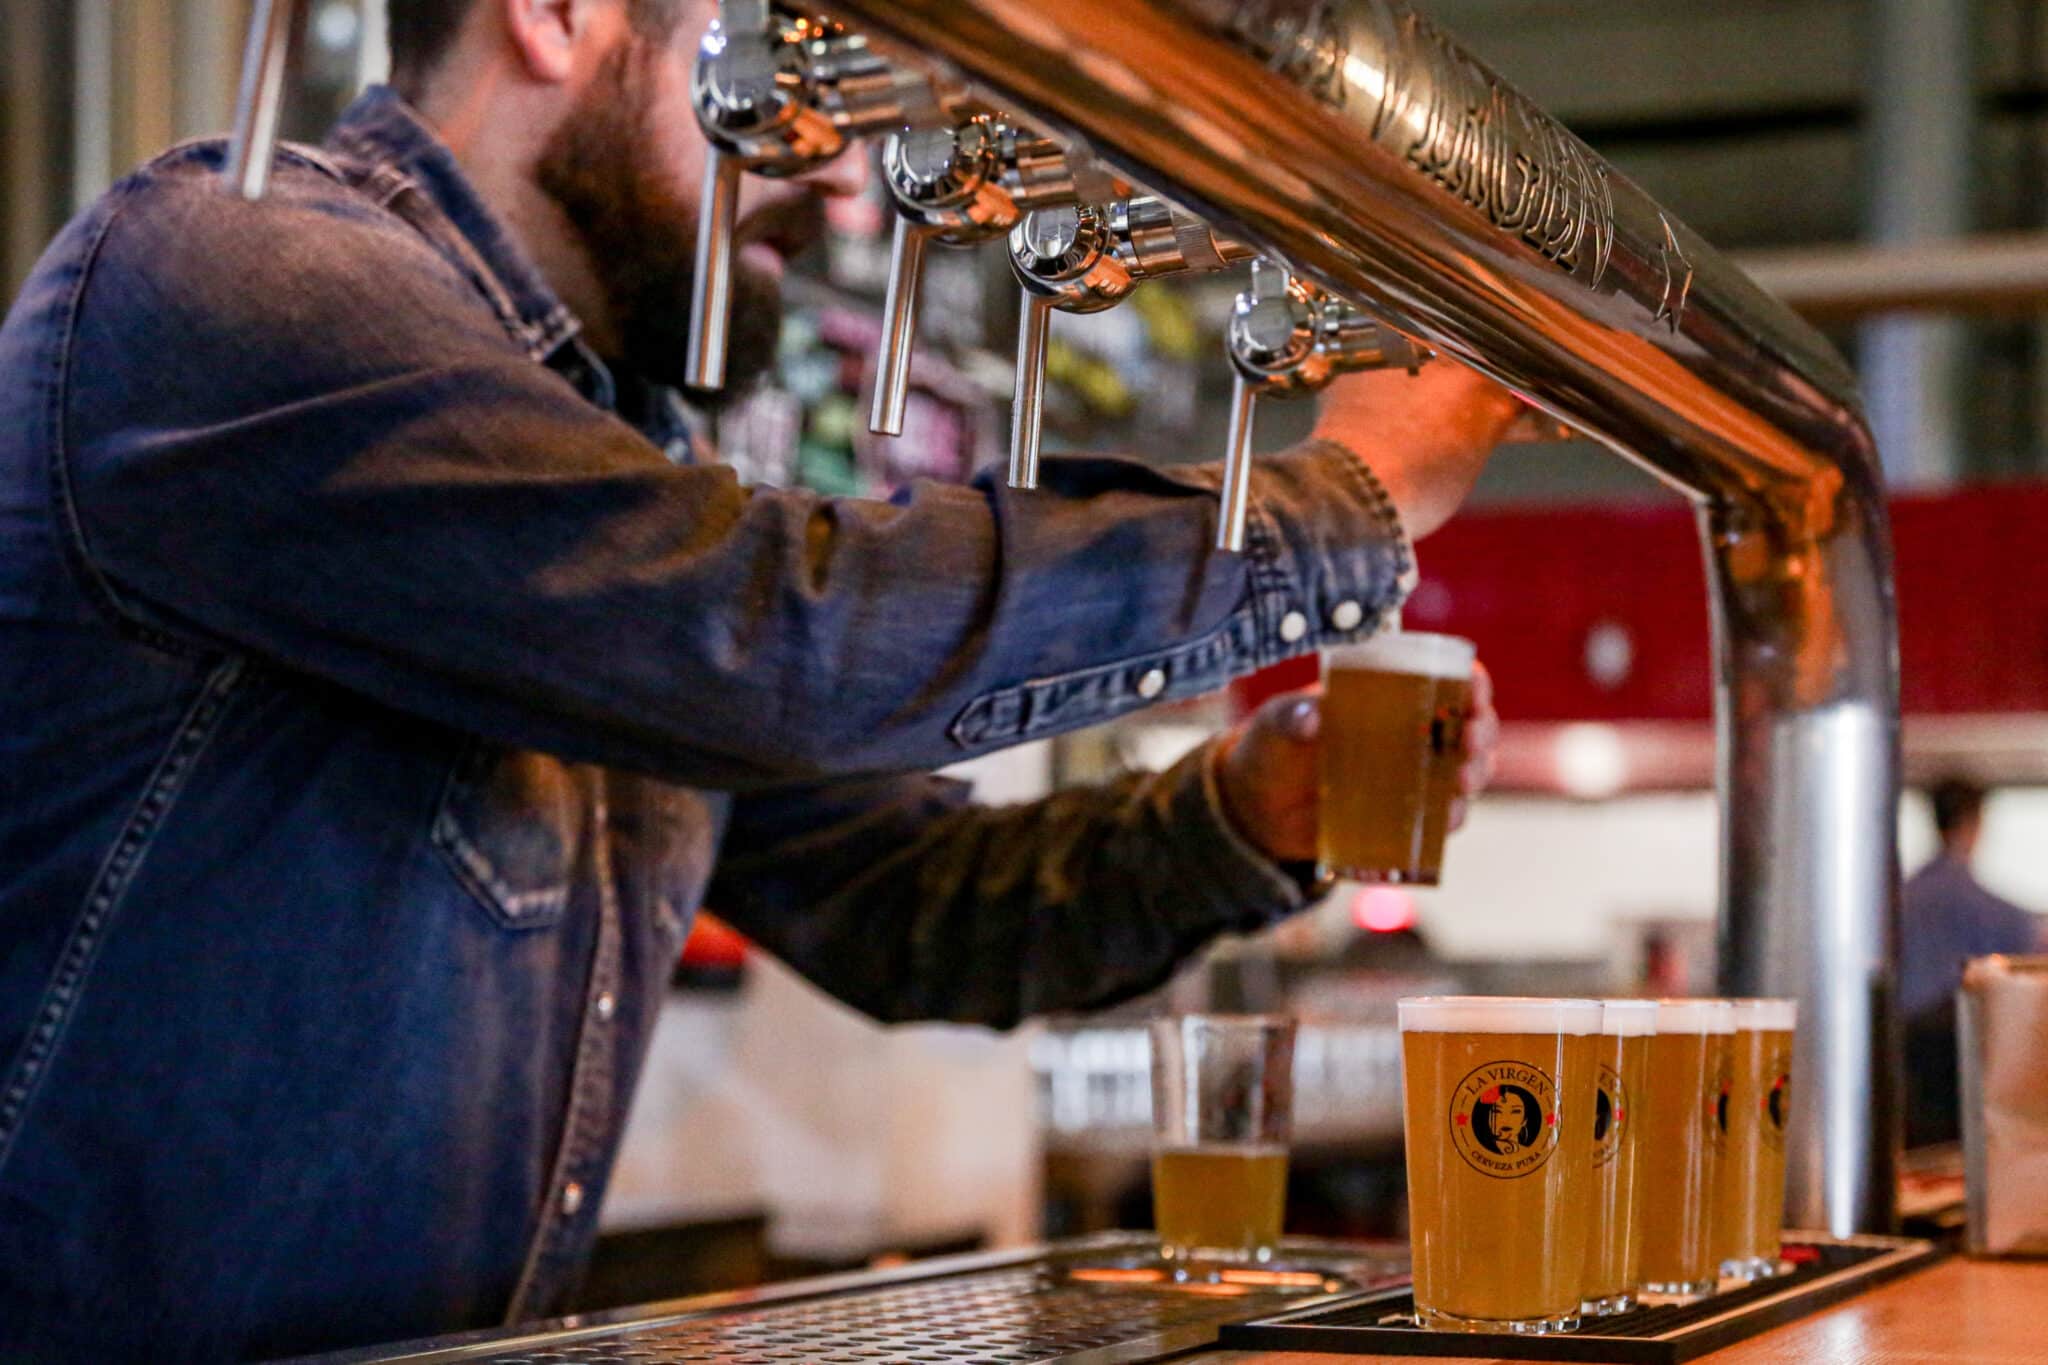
[1900, 778, 2046, 1147]
[0, 0, 1518, 1358]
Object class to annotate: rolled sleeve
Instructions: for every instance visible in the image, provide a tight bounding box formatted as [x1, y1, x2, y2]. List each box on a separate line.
[58, 148, 1418, 791]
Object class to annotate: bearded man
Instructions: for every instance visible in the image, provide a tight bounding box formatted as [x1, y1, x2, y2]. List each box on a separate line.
[0, 1, 1515, 1357]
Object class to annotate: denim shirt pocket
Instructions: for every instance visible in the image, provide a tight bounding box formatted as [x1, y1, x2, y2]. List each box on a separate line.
[431, 741, 583, 931]
[948, 613, 1259, 749]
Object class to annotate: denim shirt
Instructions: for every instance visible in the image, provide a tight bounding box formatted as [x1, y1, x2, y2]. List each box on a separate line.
[0, 89, 1413, 1361]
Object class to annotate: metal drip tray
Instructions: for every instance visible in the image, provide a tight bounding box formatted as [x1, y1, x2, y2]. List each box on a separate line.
[293, 1236, 1400, 1365]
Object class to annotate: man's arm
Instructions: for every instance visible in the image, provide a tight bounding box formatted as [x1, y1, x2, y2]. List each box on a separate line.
[704, 745, 1300, 1028]
[57, 151, 1511, 789]
[705, 676, 1500, 1027]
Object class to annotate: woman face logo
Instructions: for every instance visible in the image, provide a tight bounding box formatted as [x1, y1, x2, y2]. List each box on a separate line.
[1450, 1062, 1560, 1178]
[1474, 1084, 1542, 1156]
[1763, 1062, 1791, 1147]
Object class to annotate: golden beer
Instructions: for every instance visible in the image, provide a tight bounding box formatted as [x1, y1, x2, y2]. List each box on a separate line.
[1712, 1000, 1797, 1281]
[1581, 1001, 1657, 1315]
[1151, 1145, 1289, 1258]
[1149, 1015, 1295, 1267]
[1399, 997, 1602, 1333]
[1633, 1000, 1734, 1298]
[1319, 633, 1475, 886]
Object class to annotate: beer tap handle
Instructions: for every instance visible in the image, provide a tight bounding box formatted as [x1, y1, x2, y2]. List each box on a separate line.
[223, 0, 298, 200]
[1009, 293, 1053, 489]
[686, 148, 744, 392]
[870, 216, 934, 437]
[1217, 373, 1257, 553]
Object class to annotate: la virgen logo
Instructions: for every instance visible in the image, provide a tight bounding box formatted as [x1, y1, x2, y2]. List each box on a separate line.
[1709, 1059, 1734, 1145]
[1592, 1061, 1628, 1168]
[1450, 1061, 1560, 1178]
[1762, 1050, 1792, 1148]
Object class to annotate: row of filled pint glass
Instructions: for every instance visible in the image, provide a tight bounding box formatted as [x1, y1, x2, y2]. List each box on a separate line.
[1397, 995, 1798, 1334]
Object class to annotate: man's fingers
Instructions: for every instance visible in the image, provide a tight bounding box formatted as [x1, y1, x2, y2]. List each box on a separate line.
[1254, 686, 1322, 744]
[1461, 712, 1499, 795]
[1457, 657, 1499, 798]
[1449, 797, 1469, 831]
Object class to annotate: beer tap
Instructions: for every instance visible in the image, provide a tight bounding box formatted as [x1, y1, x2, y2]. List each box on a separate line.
[222, 0, 299, 199]
[1007, 197, 1252, 489]
[869, 119, 1120, 437]
[1215, 260, 1430, 552]
[687, 0, 955, 391]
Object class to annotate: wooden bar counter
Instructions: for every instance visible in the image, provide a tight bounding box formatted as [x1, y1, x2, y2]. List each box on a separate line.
[1183, 1257, 2048, 1365]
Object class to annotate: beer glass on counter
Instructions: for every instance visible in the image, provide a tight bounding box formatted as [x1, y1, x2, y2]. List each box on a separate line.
[1714, 999, 1798, 1282]
[1398, 997, 1601, 1333]
[1582, 999, 1658, 1316]
[1149, 1015, 1296, 1270]
[1633, 999, 1735, 1298]
[1318, 633, 1475, 885]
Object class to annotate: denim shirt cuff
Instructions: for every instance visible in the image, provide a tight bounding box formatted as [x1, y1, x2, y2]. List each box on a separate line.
[944, 442, 1414, 754]
[1152, 740, 1310, 932]
[1237, 440, 1417, 667]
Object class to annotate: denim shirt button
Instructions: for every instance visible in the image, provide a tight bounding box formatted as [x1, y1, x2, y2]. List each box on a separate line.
[594, 991, 617, 1022]
[1279, 610, 1309, 644]
[1330, 599, 1364, 631]
[1136, 667, 1166, 700]
[561, 1181, 585, 1216]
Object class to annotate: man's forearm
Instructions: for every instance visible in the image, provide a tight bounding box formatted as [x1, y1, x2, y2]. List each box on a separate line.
[705, 744, 1306, 1028]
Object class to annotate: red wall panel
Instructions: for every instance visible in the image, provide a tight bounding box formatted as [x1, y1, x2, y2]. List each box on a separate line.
[1233, 482, 2048, 723]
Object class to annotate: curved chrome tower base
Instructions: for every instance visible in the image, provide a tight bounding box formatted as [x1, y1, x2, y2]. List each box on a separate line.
[824, 0, 1902, 1235]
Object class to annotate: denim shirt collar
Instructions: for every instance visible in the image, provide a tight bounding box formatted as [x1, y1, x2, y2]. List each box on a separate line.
[323, 86, 622, 405]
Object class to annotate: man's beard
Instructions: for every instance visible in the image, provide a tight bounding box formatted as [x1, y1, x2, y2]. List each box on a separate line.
[535, 44, 814, 405]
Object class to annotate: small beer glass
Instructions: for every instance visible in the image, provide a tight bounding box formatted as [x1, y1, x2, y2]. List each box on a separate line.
[1318, 632, 1476, 886]
[1149, 1015, 1296, 1271]
[1713, 999, 1798, 1282]
[1399, 996, 1602, 1334]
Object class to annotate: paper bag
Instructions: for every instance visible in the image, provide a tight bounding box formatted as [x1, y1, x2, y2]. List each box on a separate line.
[1960, 955, 2048, 1256]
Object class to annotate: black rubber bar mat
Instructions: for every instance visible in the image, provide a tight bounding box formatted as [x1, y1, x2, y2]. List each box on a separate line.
[1217, 1235, 1944, 1363]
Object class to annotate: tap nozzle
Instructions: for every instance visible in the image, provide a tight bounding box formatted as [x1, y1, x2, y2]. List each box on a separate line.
[1215, 260, 1431, 551]
[687, 2, 955, 393]
[870, 119, 1119, 437]
[872, 118, 1024, 435]
[223, 0, 299, 200]
[1004, 204, 1135, 488]
[1003, 196, 1250, 488]
[1216, 260, 1322, 551]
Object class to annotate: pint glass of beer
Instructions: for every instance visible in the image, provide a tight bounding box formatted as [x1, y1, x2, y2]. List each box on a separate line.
[1713, 999, 1798, 1282]
[1581, 1000, 1657, 1316]
[1318, 633, 1476, 885]
[1398, 997, 1601, 1333]
[1633, 999, 1734, 1298]
[1149, 1015, 1296, 1269]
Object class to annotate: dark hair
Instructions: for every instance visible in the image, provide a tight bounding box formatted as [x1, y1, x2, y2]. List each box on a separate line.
[1930, 778, 1987, 838]
[387, 0, 473, 97]
[388, 0, 687, 98]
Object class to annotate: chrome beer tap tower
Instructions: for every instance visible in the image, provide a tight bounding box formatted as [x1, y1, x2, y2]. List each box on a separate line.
[225, 0, 1905, 1240]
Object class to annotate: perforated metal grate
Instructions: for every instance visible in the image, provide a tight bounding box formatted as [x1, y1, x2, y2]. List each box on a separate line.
[473, 1265, 1304, 1365]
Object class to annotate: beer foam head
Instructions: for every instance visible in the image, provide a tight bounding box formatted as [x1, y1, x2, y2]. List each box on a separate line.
[1397, 996, 1602, 1035]
[1599, 999, 1659, 1036]
[1652, 998, 1736, 1034]
[1325, 631, 1475, 680]
[1725, 998, 1798, 1031]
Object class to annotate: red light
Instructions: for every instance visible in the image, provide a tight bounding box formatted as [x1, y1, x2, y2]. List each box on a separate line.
[1352, 887, 1417, 934]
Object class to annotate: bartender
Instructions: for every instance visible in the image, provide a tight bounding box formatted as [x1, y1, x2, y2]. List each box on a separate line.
[0, 0, 1518, 1358]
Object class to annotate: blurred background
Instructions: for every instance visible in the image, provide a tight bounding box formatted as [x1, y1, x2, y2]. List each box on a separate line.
[6, 0, 2043, 1307]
